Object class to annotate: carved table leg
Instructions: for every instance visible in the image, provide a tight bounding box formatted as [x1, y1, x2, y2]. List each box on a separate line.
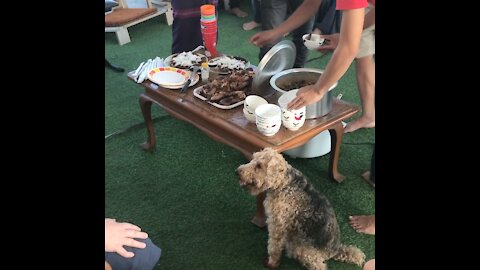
[252, 192, 267, 228]
[328, 122, 346, 183]
[139, 94, 156, 151]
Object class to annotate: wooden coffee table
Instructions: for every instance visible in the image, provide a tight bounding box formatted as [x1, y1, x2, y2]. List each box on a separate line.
[130, 73, 359, 227]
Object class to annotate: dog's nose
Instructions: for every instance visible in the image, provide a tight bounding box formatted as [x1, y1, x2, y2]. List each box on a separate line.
[235, 168, 240, 176]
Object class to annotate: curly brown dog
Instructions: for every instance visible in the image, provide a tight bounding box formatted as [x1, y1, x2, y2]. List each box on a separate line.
[236, 148, 365, 270]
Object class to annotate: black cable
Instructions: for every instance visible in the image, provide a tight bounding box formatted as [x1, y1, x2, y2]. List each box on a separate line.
[105, 115, 170, 140]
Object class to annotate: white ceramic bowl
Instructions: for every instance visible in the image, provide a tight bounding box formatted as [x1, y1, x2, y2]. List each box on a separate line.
[302, 33, 325, 50]
[245, 95, 268, 111]
[255, 104, 282, 136]
[278, 90, 306, 131]
[243, 107, 256, 122]
[244, 95, 268, 123]
[278, 89, 298, 109]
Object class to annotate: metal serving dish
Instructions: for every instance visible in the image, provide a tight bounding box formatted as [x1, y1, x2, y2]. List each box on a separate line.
[270, 68, 337, 119]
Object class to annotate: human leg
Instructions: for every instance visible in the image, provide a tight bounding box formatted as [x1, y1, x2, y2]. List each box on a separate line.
[345, 24, 375, 133]
[105, 238, 161, 270]
[313, 0, 342, 35]
[171, 0, 205, 54]
[229, 0, 249, 17]
[243, 0, 262, 31]
[258, 0, 288, 61]
[252, 0, 261, 23]
[345, 54, 375, 133]
[289, 0, 315, 67]
[361, 144, 375, 187]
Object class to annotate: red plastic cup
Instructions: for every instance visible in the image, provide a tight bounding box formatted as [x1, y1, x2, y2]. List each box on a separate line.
[202, 33, 217, 57]
[200, 19, 217, 26]
[200, 4, 215, 16]
[201, 26, 217, 34]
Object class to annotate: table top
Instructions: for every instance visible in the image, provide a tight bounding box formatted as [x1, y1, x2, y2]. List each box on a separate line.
[130, 72, 359, 153]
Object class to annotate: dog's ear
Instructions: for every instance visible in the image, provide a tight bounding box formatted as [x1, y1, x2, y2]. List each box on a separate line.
[265, 152, 289, 189]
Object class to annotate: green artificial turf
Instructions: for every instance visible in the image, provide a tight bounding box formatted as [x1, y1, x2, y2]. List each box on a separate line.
[106, 3, 374, 269]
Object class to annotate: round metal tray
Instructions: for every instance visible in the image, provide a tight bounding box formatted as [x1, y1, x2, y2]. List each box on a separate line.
[251, 40, 295, 97]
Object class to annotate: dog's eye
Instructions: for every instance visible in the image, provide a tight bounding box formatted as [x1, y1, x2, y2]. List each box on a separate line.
[256, 163, 262, 169]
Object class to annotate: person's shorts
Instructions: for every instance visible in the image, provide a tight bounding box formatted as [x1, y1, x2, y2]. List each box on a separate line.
[105, 238, 161, 270]
[356, 24, 375, 58]
[356, 4, 375, 59]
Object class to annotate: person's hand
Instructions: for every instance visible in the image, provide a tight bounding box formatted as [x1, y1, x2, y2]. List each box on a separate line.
[250, 30, 281, 47]
[317, 33, 340, 54]
[287, 85, 325, 110]
[105, 218, 149, 258]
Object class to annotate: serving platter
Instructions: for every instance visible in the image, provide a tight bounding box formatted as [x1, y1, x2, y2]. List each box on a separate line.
[193, 86, 245, 110]
[164, 51, 207, 70]
[207, 55, 250, 74]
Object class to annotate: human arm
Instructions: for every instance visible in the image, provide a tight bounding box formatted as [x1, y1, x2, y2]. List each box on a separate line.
[288, 8, 365, 110]
[316, 5, 374, 53]
[250, 0, 322, 47]
[105, 218, 149, 258]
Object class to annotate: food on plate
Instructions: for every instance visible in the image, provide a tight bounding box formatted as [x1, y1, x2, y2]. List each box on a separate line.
[198, 70, 255, 106]
[208, 55, 250, 73]
[170, 51, 206, 69]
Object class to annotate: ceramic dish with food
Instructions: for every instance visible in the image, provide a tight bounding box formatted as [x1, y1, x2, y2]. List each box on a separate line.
[192, 70, 254, 108]
[208, 55, 250, 74]
[193, 86, 245, 109]
[164, 51, 207, 70]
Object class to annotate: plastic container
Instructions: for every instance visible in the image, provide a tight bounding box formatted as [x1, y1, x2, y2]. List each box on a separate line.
[201, 62, 210, 82]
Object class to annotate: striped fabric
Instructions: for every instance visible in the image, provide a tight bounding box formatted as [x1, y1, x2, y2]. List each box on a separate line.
[171, 0, 219, 54]
[172, 0, 218, 19]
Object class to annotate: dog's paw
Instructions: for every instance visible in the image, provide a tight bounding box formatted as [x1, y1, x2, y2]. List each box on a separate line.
[263, 257, 279, 269]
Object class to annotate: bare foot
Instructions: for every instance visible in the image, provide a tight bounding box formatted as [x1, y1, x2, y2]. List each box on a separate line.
[349, 215, 375, 235]
[344, 117, 375, 133]
[243, 21, 261, 31]
[229, 7, 248, 18]
[363, 259, 375, 270]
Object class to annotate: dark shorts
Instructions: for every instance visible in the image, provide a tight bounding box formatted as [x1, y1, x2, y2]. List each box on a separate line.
[105, 238, 161, 270]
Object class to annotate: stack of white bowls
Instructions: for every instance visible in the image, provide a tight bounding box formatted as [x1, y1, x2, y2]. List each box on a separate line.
[255, 104, 282, 136]
[243, 95, 268, 123]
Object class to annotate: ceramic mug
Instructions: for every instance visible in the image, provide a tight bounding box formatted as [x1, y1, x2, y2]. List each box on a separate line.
[278, 89, 306, 131]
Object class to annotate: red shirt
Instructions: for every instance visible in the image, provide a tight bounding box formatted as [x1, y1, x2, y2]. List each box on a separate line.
[336, 0, 369, 10]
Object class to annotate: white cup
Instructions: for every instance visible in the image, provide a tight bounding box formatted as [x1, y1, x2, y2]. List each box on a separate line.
[244, 95, 268, 123]
[278, 89, 306, 131]
[302, 33, 325, 50]
[255, 104, 281, 136]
